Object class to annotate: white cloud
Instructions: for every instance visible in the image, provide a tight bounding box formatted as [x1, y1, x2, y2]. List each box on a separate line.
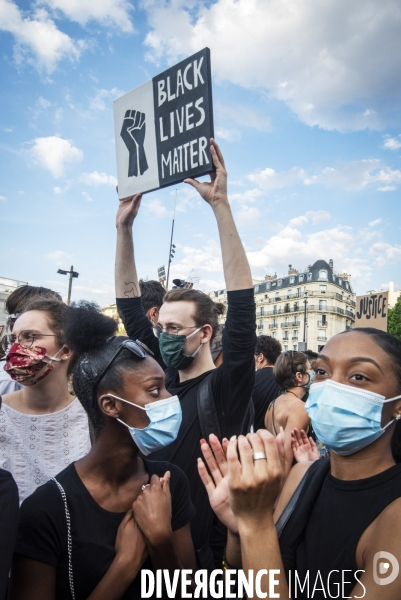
[4, 127, 13, 133]
[39, 0, 134, 32]
[80, 171, 117, 186]
[368, 218, 382, 227]
[0, 0, 84, 73]
[305, 210, 331, 224]
[234, 205, 261, 227]
[82, 191, 93, 202]
[248, 159, 401, 193]
[383, 135, 401, 150]
[289, 215, 308, 227]
[53, 186, 62, 194]
[248, 167, 307, 190]
[0, 195, 7, 201]
[36, 96, 52, 109]
[47, 250, 73, 265]
[377, 185, 396, 192]
[370, 242, 401, 269]
[215, 127, 241, 142]
[144, 198, 169, 218]
[216, 103, 271, 132]
[144, 0, 401, 131]
[29, 136, 83, 177]
[230, 188, 263, 203]
[88, 88, 122, 111]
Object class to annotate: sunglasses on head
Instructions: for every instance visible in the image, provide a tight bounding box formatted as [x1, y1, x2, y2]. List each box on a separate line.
[92, 338, 154, 403]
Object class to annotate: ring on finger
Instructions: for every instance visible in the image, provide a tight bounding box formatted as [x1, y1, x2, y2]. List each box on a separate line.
[253, 452, 267, 461]
[141, 484, 150, 491]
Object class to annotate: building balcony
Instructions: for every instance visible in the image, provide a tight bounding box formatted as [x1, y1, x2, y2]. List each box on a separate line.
[292, 336, 299, 340]
[257, 324, 264, 329]
[269, 323, 277, 329]
[292, 321, 300, 327]
[317, 336, 327, 341]
[281, 323, 290, 328]
[317, 320, 327, 327]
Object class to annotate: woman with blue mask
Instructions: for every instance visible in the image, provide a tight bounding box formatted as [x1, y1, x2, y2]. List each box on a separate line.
[264, 350, 314, 475]
[198, 328, 401, 599]
[10, 302, 196, 600]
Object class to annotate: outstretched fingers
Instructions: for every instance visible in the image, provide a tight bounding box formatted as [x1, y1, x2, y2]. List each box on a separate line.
[200, 438, 223, 484]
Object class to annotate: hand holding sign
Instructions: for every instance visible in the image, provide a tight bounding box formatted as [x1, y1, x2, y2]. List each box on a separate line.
[120, 110, 149, 178]
[184, 139, 227, 209]
[116, 193, 142, 230]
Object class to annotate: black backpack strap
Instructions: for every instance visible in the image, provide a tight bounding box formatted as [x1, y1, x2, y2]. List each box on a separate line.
[197, 373, 222, 441]
[197, 374, 255, 440]
[275, 468, 309, 538]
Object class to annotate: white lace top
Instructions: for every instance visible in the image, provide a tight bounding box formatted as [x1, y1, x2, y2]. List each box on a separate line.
[0, 398, 91, 503]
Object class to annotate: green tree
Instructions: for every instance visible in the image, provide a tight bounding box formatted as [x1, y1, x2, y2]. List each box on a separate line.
[388, 295, 401, 339]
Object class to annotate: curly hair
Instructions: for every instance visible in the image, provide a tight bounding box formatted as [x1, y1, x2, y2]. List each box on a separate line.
[64, 301, 148, 437]
[255, 335, 282, 365]
[273, 350, 308, 391]
[340, 328, 401, 463]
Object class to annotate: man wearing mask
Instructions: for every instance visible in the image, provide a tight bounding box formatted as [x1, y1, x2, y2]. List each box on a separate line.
[115, 139, 256, 570]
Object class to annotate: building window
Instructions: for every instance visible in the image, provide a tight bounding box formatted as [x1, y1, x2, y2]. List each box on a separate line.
[299, 274, 304, 282]
[296, 287, 301, 297]
[272, 319, 277, 327]
[260, 306, 265, 316]
[264, 294, 268, 299]
[289, 276, 295, 284]
[294, 302, 299, 311]
[338, 278, 342, 285]
[318, 315, 327, 326]
[283, 332, 288, 340]
[259, 320, 263, 327]
[284, 345, 288, 352]
[273, 305, 278, 314]
[255, 284, 259, 292]
[345, 282, 349, 290]
[287, 289, 292, 298]
[319, 285, 327, 292]
[293, 345, 297, 351]
[318, 270, 328, 281]
[277, 279, 282, 287]
[272, 331, 276, 339]
[272, 282, 276, 287]
[293, 330, 298, 340]
[284, 317, 289, 325]
[318, 329, 327, 340]
[266, 282, 271, 290]
[319, 300, 327, 310]
[307, 272, 312, 282]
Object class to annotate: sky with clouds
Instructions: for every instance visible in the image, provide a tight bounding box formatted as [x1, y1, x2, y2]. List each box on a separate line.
[1, 0, 400, 305]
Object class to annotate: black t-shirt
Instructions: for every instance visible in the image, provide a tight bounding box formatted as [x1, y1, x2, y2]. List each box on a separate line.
[291, 462, 401, 599]
[0, 468, 19, 600]
[252, 367, 281, 431]
[117, 289, 256, 552]
[15, 460, 194, 600]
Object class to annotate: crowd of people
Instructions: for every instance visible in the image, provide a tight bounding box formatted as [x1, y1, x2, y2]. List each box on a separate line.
[0, 139, 400, 599]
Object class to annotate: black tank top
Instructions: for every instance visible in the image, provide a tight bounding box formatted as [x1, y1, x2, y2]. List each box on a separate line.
[292, 463, 401, 598]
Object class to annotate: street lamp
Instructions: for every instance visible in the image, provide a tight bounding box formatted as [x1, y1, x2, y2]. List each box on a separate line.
[166, 189, 178, 290]
[57, 266, 79, 305]
[303, 290, 308, 345]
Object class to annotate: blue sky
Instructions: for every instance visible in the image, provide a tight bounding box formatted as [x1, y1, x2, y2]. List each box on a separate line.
[1, 0, 400, 306]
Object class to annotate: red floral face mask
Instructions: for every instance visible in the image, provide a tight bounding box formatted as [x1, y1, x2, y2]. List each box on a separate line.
[5, 343, 63, 386]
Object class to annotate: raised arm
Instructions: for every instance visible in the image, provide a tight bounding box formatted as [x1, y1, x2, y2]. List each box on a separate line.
[184, 139, 252, 291]
[115, 194, 142, 299]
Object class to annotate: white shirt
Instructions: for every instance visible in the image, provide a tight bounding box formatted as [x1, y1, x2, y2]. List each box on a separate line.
[0, 398, 91, 503]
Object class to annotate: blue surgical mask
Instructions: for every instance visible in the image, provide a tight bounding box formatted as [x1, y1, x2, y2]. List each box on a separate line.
[112, 394, 182, 456]
[305, 380, 401, 456]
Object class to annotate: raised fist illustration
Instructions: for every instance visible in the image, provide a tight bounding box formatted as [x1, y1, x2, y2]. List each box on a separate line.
[121, 110, 149, 178]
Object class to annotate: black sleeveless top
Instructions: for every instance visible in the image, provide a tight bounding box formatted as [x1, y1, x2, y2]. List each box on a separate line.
[290, 462, 401, 598]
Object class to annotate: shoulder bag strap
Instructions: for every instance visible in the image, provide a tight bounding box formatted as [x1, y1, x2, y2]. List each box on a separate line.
[51, 477, 75, 600]
[275, 469, 308, 538]
[197, 373, 222, 441]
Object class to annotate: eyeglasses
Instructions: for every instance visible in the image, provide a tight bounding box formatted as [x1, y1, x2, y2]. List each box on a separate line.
[152, 324, 199, 338]
[1, 330, 56, 353]
[92, 338, 154, 403]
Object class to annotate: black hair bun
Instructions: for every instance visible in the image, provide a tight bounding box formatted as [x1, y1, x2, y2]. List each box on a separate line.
[64, 301, 117, 354]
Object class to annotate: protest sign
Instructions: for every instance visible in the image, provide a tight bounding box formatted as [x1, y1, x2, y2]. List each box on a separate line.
[355, 291, 388, 331]
[114, 48, 214, 199]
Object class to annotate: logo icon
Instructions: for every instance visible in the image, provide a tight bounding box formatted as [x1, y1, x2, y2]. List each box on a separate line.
[373, 551, 399, 585]
[121, 110, 148, 178]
